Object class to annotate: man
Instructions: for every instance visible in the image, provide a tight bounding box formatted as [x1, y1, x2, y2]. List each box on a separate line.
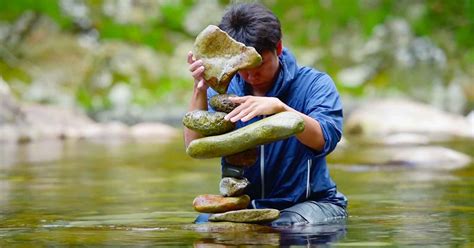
[185, 3, 347, 225]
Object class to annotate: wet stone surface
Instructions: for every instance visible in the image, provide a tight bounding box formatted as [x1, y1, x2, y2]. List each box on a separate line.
[224, 148, 258, 167]
[209, 209, 280, 223]
[182, 110, 235, 136]
[186, 111, 305, 159]
[209, 94, 239, 113]
[193, 25, 262, 94]
[193, 194, 250, 213]
[219, 177, 250, 197]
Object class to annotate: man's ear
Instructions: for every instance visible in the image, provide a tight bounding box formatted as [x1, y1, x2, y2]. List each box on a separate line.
[276, 40, 283, 56]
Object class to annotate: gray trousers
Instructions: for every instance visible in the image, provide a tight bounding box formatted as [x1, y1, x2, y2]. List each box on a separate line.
[271, 201, 347, 226]
[194, 201, 347, 225]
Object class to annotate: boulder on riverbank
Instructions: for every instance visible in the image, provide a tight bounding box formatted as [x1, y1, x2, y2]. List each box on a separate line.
[0, 81, 178, 143]
[331, 145, 471, 170]
[345, 98, 474, 144]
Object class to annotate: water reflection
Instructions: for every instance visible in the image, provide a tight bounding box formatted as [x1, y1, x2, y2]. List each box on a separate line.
[190, 221, 347, 247]
[1, 140, 64, 167]
[0, 138, 473, 246]
[276, 222, 347, 246]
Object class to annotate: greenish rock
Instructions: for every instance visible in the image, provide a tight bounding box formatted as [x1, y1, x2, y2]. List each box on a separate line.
[183, 110, 235, 136]
[224, 148, 258, 167]
[186, 111, 305, 159]
[193, 25, 262, 94]
[193, 194, 250, 213]
[209, 209, 280, 223]
[219, 177, 250, 197]
[209, 94, 239, 113]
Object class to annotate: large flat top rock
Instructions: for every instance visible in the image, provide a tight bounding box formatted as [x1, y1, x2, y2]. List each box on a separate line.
[193, 25, 262, 94]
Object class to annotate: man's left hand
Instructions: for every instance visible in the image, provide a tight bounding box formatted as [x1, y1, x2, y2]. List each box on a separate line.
[224, 96, 286, 122]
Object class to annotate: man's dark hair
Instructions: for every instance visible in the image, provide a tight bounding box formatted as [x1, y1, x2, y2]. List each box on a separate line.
[219, 3, 281, 53]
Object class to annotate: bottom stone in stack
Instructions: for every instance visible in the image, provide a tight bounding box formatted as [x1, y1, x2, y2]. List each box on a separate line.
[209, 209, 280, 223]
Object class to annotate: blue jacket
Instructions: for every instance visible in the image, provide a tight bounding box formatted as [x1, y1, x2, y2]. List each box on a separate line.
[207, 48, 347, 210]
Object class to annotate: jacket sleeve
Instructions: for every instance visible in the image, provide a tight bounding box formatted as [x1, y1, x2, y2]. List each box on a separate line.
[305, 73, 343, 157]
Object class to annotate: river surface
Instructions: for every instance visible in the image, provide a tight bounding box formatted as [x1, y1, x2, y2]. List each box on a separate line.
[1, 137, 473, 247]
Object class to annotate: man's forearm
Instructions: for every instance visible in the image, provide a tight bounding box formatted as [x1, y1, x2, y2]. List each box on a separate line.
[184, 89, 208, 147]
[281, 105, 325, 151]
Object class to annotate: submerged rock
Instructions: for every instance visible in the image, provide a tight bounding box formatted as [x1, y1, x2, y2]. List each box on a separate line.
[187, 111, 305, 159]
[193, 194, 250, 213]
[182, 110, 235, 136]
[219, 177, 250, 197]
[209, 94, 239, 113]
[193, 25, 262, 93]
[209, 209, 280, 223]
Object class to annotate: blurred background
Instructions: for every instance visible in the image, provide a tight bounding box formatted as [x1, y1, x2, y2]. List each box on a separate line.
[1, 0, 473, 246]
[1, 0, 472, 125]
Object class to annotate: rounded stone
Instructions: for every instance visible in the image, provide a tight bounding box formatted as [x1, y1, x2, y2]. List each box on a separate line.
[209, 94, 239, 113]
[224, 148, 258, 167]
[182, 110, 235, 136]
[219, 177, 250, 197]
[193, 194, 250, 213]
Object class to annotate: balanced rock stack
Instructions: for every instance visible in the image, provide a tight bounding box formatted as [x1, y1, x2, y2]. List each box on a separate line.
[183, 25, 305, 223]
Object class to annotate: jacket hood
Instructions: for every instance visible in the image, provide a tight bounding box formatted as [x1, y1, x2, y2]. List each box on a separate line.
[233, 47, 298, 97]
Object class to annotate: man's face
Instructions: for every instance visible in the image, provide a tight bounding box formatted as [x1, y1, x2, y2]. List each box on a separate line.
[238, 50, 280, 89]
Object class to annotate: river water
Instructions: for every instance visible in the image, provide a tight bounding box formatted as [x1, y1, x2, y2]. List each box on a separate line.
[1, 137, 473, 246]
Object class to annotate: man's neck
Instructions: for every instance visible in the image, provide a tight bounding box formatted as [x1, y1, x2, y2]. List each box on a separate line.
[252, 85, 272, 96]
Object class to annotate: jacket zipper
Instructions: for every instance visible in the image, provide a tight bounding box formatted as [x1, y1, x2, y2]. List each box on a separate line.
[260, 144, 265, 199]
[306, 159, 312, 199]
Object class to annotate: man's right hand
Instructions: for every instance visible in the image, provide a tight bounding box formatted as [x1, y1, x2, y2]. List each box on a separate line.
[187, 51, 208, 92]
[184, 51, 209, 147]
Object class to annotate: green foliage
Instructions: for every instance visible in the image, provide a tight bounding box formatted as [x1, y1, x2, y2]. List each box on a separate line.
[0, 0, 72, 28]
[0, 0, 473, 115]
[0, 60, 30, 83]
[411, 0, 473, 48]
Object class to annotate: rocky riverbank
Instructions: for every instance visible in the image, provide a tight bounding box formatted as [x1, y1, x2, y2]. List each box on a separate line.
[0, 80, 178, 143]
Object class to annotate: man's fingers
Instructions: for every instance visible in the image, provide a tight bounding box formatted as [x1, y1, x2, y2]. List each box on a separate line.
[224, 106, 243, 121]
[224, 101, 248, 120]
[230, 107, 253, 123]
[229, 96, 249, 103]
[189, 60, 203, 73]
[241, 110, 258, 122]
[187, 51, 194, 64]
[224, 110, 236, 121]
[191, 65, 205, 78]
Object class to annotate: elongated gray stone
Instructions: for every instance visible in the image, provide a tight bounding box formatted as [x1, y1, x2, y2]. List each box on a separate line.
[193, 25, 262, 94]
[209, 209, 280, 223]
[219, 177, 250, 197]
[186, 111, 305, 159]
